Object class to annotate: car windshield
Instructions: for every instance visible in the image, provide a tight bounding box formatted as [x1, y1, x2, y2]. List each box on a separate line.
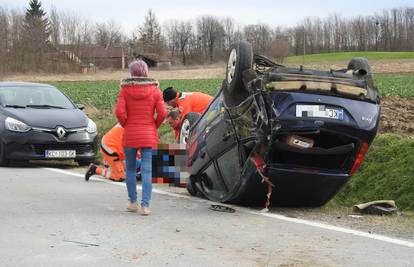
[0, 86, 75, 109]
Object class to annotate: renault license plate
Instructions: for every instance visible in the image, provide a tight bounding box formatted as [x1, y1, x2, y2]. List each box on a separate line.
[296, 105, 344, 120]
[45, 150, 76, 158]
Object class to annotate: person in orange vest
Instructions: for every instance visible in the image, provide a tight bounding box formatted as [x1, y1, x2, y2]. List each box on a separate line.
[166, 110, 181, 142]
[162, 87, 213, 122]
[84, 123, 141, 182]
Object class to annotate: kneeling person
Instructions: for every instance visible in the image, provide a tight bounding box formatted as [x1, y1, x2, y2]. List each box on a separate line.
[85, 123, 141, 182]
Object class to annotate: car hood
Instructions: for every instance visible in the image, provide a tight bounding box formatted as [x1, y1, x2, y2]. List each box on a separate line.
[3, 108, 89, 129]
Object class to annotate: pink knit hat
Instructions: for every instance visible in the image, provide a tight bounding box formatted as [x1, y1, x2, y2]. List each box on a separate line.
[129, 59, 149, 77]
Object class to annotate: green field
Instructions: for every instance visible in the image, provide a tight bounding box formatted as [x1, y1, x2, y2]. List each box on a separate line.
[52, 75, 414, 210]
[53, 79, 223, 110]
[374, 74, 414, 97]
[52, 74, 414, 107]
[287, 51, 414, 63]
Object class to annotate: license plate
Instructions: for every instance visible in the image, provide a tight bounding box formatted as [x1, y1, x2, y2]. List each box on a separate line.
[296, 105, 344, 120]
[45, 150, 76, 158]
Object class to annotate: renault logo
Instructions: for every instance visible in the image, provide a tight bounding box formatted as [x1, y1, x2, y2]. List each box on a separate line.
[56, 127, 66, 138]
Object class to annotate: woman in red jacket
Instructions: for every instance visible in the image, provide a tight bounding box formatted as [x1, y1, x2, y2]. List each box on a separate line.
[115, 60, 167, 215]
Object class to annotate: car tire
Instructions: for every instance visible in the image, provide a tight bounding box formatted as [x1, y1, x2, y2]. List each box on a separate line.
[347, 57, 373, 87]
[0, 142, 9, 167]
[225, 41, 253, 95]
[186, 176, 198, 196]
[179, 112, 200, 145]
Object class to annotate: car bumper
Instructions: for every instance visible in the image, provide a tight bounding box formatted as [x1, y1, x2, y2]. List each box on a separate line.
[1, 130, 97, 161]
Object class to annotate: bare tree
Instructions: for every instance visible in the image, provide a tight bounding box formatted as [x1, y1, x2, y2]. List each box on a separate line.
[176, 21, 192, 64]
[49, 5, 60, 46]
[0, 8, 9, 74]
[95, 20, 123, 48]
[222, 17, 235, 51]
[164, 20, 179, 58]
[197, 15, 225, 63]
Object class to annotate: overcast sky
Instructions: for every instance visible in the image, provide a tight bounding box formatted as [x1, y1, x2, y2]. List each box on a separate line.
[1, 0, 413, 34]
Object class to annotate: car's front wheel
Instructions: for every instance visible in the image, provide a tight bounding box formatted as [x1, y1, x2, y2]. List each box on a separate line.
[0, 142, 10, 167]
[179, 112, 200, 145]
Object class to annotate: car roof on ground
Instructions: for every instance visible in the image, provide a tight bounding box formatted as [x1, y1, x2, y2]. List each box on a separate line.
[0, 82, 54, 88]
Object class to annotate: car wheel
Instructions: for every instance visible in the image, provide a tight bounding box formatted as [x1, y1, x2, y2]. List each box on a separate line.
[347, 57, 373, 87]
[225, 41, 253, 95]
[76, 159, 95, 166]
[0, 142, 10, 167]
[179, 112, 200, 145]
[186, 175, 198, 196]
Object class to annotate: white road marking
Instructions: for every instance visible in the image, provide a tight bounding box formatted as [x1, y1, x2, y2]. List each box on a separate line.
[44, 167, 414, 249]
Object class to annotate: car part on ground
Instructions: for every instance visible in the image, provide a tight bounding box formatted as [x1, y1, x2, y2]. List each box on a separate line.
[209, 204, 236, 213]
[353, 200, 397, 215]
[183, 41, 380, 207]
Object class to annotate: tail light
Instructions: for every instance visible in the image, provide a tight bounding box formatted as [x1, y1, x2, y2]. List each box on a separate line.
[349, 142, 369, 176]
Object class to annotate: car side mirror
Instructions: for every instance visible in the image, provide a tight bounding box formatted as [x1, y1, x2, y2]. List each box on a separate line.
[76, 104, 85, 110]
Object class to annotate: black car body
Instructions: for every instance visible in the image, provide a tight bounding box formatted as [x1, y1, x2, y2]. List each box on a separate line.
[0, 82, 98, 166]
[181, 41, 380, 206]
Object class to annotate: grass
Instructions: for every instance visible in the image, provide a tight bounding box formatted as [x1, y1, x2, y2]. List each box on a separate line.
[334, 134, 414, 210]
[287, 51, 414, 63]
[375, 74, 414, 97]
[53, 79, 222, 110]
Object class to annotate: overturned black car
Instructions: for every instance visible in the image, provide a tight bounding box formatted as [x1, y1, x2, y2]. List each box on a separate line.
[180, 41, 380, 207]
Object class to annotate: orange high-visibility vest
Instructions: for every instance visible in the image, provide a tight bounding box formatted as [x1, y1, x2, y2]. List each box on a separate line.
[98, 124, 125, 181]
[176, 92, 213, 121]
[100, 123, 124, 160]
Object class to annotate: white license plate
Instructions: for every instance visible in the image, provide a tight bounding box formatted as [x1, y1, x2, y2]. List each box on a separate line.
[45, 150, 76, 158]
[296, 105, 344, 120]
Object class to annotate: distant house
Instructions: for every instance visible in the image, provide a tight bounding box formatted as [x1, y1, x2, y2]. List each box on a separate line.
[58, 45, 126, 70]
[137, 53, 172, 68]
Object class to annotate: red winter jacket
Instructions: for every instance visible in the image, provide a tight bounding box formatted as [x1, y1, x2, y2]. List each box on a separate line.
[115, 78, 167, 149]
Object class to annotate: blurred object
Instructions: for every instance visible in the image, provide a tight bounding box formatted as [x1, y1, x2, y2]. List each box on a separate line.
[353, 200, 397, 215]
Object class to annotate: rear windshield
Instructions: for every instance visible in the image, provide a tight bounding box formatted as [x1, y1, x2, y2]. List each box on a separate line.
[0, 86, 75, 109]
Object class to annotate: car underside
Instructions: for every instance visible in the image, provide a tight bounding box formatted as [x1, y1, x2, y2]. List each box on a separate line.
[182, 41, 380, 207]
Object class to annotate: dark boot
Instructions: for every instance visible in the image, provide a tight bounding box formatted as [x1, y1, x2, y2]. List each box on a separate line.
[85, 164, 97, 181]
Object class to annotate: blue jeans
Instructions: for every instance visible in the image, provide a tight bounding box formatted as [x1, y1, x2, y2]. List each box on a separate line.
[124, 147, 152, 207]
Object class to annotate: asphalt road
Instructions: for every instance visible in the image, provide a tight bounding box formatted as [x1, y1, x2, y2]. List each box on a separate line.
[0, 166, 413, 267]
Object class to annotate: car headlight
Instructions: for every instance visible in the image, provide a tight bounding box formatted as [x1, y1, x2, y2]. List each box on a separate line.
[5, 117, 31, 132]
[86, 118, 97, 133]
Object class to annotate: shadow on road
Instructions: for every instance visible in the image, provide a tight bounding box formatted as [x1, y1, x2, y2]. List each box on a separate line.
[6, 160, 80, 169]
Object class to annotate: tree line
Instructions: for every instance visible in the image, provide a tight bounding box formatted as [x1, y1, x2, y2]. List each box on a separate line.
[0, 0, 413, 74]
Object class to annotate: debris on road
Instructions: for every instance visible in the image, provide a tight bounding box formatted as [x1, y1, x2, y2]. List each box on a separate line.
[209, 205, 236, 213]
[63, 239, 100, 247]
[348, 214, 364, 219]
[353, 200, 397, 215]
